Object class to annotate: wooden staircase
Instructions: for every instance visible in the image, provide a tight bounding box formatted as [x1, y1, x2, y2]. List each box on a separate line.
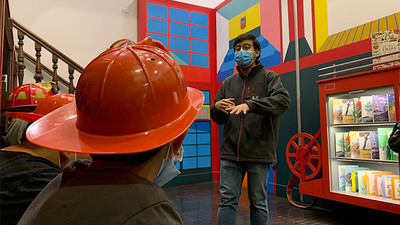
[1, 0, 83, 143]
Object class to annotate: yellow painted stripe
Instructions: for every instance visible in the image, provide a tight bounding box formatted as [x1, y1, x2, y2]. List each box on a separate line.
[379, 17, 387, 31]
[314, 0, 328, 53]
[332, 31, 345, 48]
[319, 35, 331, 52]
[353, 25, 364, 42]
[338, 29, 350, 47]
[361, 22, 371, 40]
[396, 12, 400, 29]
[387, 14, 397, 30]
[344, 27, 355, 45]
[327, 33, 339, 50]
[370, 20, 379, 33]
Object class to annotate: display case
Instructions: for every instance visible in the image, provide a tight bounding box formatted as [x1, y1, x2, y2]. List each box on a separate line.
[302, 66, 400, 214]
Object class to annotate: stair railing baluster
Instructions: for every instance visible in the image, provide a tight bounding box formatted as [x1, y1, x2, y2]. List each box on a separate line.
[68, 65, 75, 94]
[34, 42, 43, 83]
[52, 54, 59, 91]
[17, 30, 25, 86]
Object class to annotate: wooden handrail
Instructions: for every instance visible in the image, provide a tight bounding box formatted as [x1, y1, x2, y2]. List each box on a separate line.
[15, 46, 70, 87]
[10, 17, 84, 73]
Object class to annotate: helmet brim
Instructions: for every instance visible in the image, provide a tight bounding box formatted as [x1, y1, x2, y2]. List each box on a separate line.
[26, 87, 204, 154]
[6, 112, 43, 122]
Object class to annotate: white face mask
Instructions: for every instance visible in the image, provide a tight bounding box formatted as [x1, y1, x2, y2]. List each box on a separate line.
[153, 143, 183, 186]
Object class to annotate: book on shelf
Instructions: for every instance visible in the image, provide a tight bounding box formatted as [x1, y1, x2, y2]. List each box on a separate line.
[375, 174, 390, 197]
[366, 171, 392, 195]
[387, 93, 396, 122]
[349, 131, 360, 159]
[382, 174, 398, 198]
[392, 177, 400, 200]
[342, 99, 354, 124]
[353, 97, 362, 123]
[384, 130, 399, 161]
[335, 133, 345, 157]
[338, 165, 358, 191]
[333, 99, 343, 124]
[372, 95, 389, 122]
[361, 96, 373, 123]
[378, 127, 393, 160]
[345, 167, 366, 192]
[350, 167, 369, 192]
[370, 132, 379, 159]
[357, 170, 377, 194]
[359, 131, 371, 159]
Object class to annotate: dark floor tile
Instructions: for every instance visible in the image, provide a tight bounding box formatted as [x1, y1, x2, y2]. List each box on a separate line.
[164, 181, 400, 225]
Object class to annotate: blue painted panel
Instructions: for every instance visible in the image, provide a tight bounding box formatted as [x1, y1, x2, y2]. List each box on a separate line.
[188, 122, 197, 133]
[170, 8, 189, 23]
[191, 40, 208, 54]
[171, 51, 190, 65]
[147, 33, 168, 47]
[183, 133, 196, 145]
[197, 121, 210, 132]
[198, 144, 211, 156]
[197, 156, 211, 168]
[190, 12, 208, 26]
[147, 3, 168, 19]
[191, 26, 208, 40]
[175, 162, 181, 170]
[197, 133, 210, 144]
[191, 54, 209, 67]
[170, 22, 189, 37]
[170, 36, 189, 51]
[147, 18, 168, 34]
[183, 157, 197, 169]
[202, 91, 210, 104]
[183, 145, 197, 157]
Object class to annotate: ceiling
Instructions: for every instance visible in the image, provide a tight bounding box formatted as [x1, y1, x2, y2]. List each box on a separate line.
[171, 0, 227, 9]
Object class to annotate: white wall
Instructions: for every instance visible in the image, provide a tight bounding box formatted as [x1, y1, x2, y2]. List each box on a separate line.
[9, 0, 137, 88]
[327, 0, 400, 35]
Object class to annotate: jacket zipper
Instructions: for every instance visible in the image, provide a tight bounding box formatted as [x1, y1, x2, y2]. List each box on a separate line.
[237, 76, 247, 161]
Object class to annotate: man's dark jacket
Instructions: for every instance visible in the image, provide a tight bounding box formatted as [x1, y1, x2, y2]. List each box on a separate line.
[211, 63, 290, 163]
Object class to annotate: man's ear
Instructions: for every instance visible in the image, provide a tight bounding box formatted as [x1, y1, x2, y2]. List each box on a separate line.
[172, 129, 188, 154]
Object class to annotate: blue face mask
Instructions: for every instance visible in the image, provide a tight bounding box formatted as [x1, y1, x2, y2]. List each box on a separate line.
[234, 50, 255, 68]
[154, 144, 183, 187]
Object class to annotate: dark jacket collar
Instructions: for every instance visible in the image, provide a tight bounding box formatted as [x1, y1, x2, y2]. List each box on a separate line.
[237, 62, 264, 79]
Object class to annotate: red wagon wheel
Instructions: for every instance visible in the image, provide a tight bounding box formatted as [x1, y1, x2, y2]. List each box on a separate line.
[286, 133, 321, 180]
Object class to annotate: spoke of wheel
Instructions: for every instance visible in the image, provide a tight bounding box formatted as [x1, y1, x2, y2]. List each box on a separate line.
[288, 153, 297, 158]
[292, 161, 299, 169]
[291, 141, 300, 151]
[307, 162, 317, 172]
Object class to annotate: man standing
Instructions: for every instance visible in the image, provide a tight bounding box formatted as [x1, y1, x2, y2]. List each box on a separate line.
[211, 33, 290, 225]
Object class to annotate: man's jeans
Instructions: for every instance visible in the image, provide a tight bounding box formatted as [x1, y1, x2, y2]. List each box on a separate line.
[217, 159, 270, 225]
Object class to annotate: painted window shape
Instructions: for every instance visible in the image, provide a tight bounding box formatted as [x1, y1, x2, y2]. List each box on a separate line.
[146, 3, 209, 68]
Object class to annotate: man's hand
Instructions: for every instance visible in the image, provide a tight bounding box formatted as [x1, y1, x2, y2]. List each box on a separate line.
[215, 98, 235, 114]
[226, 103, 249, 115]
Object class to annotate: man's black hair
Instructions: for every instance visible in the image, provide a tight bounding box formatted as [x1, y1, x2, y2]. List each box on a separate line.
[90, 145, 163, 165]
[233, 33, 261, 62]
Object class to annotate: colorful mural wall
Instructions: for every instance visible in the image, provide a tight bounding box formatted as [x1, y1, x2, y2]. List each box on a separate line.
[216, 0, 400, 199]
[138, 0, 400, 197]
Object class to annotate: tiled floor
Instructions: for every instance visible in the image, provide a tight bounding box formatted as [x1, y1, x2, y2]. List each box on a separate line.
[165, 181, 400, 225]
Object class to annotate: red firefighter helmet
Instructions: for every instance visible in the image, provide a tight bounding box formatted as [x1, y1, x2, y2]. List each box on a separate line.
[109, 39, 135, 49]
[27, 37, 204, 155]
[4, 84, 50, 112]
[6, 94, 75, 122]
